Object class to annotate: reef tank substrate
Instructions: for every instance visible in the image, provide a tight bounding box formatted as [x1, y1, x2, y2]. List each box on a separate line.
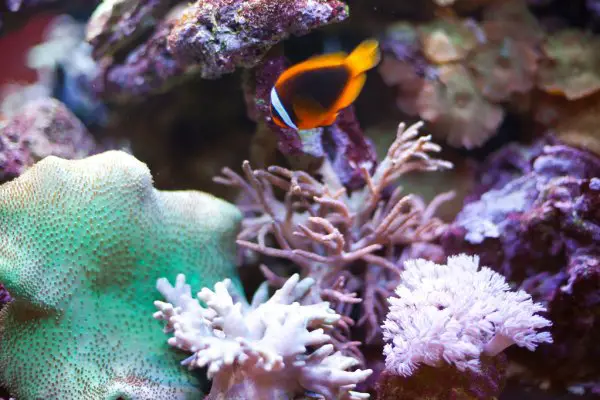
[0, 0, 598, 399]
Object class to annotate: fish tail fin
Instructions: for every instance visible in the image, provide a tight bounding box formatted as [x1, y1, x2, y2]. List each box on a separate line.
[345, 39, 381, 77]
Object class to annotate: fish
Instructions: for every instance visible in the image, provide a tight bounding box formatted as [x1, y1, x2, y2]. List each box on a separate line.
[270, 39, 381, 130]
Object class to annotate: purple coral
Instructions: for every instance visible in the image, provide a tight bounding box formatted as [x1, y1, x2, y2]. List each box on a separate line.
[154, 273, 372, 400]
[0, 98, 98, 182]
[322, 107, 379, 190]
[167, 0, 349, 78]
[0, 284, 11, 308]
[443, 139, 600, 387]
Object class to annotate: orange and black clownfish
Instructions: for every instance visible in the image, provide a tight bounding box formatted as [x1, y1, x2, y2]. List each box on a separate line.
[270, 39, 381, 130]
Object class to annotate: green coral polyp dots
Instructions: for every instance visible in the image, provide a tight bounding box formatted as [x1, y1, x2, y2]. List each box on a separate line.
[0, 151, 243, 399]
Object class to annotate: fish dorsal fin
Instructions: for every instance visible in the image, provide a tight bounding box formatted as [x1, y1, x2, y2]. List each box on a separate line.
[307, 51, 347, 62]
[292, 95, 328, 128]
[275, 52, 347, 86]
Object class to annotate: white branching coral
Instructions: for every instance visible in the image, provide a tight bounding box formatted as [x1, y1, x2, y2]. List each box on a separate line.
[154, 273, 373, 400]
[382, 254, 553, 377]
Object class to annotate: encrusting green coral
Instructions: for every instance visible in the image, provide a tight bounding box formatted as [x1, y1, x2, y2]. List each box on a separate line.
[0, 151, 242, 399]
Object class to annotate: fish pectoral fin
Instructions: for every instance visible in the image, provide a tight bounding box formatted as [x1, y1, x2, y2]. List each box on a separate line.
[335, 73, 367, 110]
[292, 95, 327, 123]
[320, 112, 339, 126]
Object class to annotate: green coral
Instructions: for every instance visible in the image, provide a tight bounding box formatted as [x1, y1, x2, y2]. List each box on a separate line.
[0, 151, 242, 399]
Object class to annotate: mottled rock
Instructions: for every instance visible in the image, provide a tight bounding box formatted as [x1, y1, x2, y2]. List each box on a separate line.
[167, 0, 349, 79]
[0, 98, 98, 183]
[86, 0, 178, 59]
[94, 5, 189, 101]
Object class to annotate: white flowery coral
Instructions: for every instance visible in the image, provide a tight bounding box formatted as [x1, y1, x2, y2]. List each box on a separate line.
[153, 273, 372, 400]
[382, 254, 553, 377]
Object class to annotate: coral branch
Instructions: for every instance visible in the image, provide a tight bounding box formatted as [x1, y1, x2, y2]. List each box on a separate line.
[154, 274, 372, 399]
[216, 120, 453, 346]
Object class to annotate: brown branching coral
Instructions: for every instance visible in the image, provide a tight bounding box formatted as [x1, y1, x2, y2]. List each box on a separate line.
[215, 121, 453, 348]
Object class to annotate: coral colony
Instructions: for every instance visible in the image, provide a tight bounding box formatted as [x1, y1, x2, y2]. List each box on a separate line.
[0, 0, 599, 400]
[154, 273, 372, 400]
[0, 152, 242, 398]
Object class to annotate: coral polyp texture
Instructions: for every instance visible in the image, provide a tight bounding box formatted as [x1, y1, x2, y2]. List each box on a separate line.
[0, 151, 242, 399]
[216, 121, 453, 351]
[416, 64, 504, 149]
[0, 97, 99, 183]
[382, 254, 552, 376]
[443, 138, 600, 387]
[154, 273, 373, 399]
